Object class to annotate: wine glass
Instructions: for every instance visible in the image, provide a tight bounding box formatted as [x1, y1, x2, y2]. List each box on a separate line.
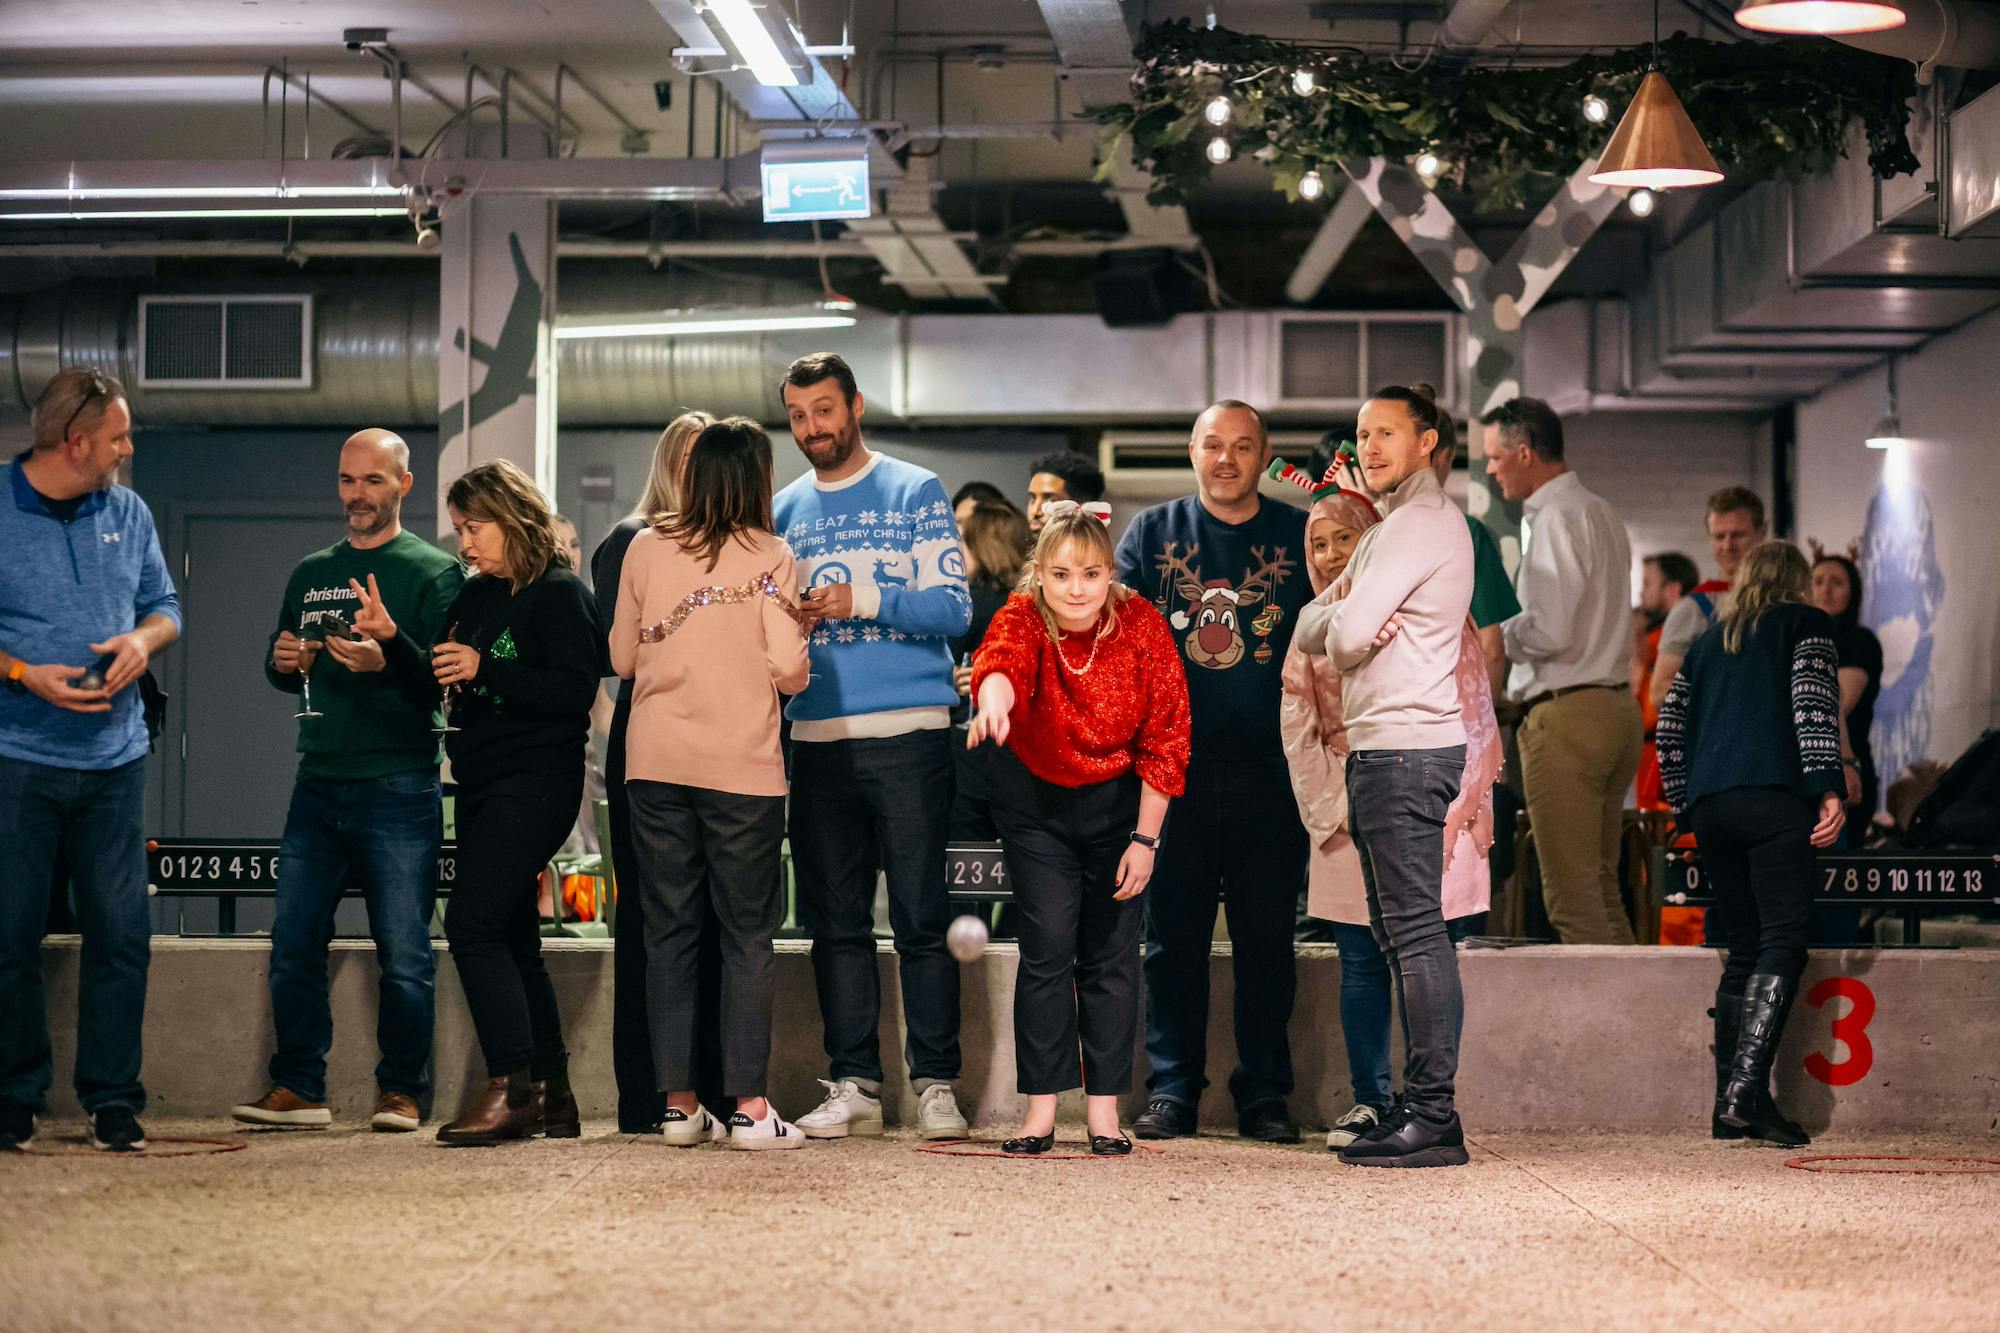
[433, 623, 460, 735]
[294, 620, 323, 721]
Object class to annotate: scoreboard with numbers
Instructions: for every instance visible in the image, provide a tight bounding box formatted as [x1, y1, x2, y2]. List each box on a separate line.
[944, 842, 1009, 901]
[1655, 849, 1998, 906]
[147, 839, 459, 895]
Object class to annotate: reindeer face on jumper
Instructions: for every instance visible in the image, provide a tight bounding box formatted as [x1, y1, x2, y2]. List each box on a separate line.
[1154, 540, 1296, 671]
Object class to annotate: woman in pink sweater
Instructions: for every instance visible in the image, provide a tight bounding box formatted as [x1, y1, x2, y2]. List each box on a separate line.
[609, 417, 812, 1150]
[1276, 462, 1500, 1151]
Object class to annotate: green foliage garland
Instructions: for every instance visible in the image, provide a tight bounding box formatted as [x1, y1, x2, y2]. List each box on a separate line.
[1091, 22, 1920, 211]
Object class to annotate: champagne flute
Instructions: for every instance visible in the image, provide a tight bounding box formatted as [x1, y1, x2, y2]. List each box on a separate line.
[294, 619, 323, 721]
[433, 623, 460, 735]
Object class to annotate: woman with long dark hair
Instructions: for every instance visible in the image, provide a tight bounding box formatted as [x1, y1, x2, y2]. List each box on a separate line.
[1658, 542, 1845, 1148]
[592, 411, 717, 1133]
[1810, 552, 1881, 844]
[610, 418, 812, 1148]
[392, 459, 602, 1145]
[950, 499, 1032, 840]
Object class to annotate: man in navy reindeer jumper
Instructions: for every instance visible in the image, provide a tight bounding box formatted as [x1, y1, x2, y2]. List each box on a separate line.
[772, 353, 974, 1141]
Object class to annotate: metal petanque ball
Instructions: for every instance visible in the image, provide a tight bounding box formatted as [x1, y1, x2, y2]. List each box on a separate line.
[946, 914, 990, 962]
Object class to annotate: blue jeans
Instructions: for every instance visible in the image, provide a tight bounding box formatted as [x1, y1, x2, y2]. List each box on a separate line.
[268, 769, 441, 1103]
[1346, 745, 1465, 1123]
[0, 754, 150, 1114]
[789, 730, 960, 1085]
[1332, 916, 1475, 1112]
[1144, 756, 1309, 1113]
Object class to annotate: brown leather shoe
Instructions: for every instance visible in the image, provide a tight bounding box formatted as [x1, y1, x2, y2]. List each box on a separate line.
[232, 1086, 332, 1128]
[536, 1069, 581, 1140]
[436, 1072, 539, 1146]
[370, 1091, 422, 1133]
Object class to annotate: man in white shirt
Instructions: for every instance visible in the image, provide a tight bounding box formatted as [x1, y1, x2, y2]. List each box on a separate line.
[1481, 398, 1642, 945]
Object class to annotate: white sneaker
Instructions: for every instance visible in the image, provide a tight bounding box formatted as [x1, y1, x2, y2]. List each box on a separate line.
[1327, 1103, 1382, 1150]
[794, 1079, 884, 1139]
[661, 1105, 727, 1147]
[916, 1084, 969, 1141]
[729, 1103, 807, 1151]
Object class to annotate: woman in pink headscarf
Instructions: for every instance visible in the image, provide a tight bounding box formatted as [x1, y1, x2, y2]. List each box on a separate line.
[1274, 462, 1501, 1152]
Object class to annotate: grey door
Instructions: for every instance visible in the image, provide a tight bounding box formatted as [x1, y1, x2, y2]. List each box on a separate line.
[178, 514, 339, 838]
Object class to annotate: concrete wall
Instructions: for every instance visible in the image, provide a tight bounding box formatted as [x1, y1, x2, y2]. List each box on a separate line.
[40, 939, 2000, 1133]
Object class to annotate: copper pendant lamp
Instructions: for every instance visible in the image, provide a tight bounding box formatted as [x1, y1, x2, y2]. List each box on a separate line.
[1734, 0, 1906, 35]
[1587, 71, 1725, 189]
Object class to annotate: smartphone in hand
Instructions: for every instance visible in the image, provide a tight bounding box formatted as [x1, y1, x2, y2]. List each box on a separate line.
[78, 652, 119, 691]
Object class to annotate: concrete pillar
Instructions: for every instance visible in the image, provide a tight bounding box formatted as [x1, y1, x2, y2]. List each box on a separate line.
[436, 195, 558, 533]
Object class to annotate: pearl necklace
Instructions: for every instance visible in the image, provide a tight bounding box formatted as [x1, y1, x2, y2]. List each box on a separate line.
[1054, 616, 1112, 675]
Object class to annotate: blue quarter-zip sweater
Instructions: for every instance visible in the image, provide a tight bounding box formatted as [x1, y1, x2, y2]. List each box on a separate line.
[0, 455, 181, 769]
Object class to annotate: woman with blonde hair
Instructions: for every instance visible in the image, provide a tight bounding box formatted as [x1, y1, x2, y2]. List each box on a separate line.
[1658, 541, 1845, 1148]
[357, 458, 603, 1145]
[591, 411, 716, 1133]
[968, 501, 1190, 1154]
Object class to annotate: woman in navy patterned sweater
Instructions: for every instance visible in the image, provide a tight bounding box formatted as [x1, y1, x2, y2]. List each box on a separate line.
[1658, 542, 1846, 1149]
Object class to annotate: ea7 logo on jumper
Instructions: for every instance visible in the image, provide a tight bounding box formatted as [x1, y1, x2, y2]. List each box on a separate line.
[1155, 542, 1295, 670]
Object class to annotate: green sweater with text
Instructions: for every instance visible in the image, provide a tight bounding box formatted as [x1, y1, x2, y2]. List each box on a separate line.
[264, 531, 465, 781]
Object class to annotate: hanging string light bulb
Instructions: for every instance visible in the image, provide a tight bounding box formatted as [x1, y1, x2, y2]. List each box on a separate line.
[1628, 187, 1658, 217]
[1203, 95, 1232, 127]
[1292, 67, 1318, 95]
[1299, 165, 1326, 200]
[1582, 94, 1610, 124]
[1414, 152, 1442, 181]
[1206, 135, 1233, 165]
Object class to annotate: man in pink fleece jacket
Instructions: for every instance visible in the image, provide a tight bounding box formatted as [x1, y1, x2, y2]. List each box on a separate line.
[1293, 384, 1474, 1169]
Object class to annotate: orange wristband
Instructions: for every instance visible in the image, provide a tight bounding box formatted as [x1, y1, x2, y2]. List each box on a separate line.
[5, 660, 24, 684]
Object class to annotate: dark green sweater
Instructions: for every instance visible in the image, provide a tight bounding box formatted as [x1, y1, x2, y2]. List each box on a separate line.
[265, 531, 465, 781]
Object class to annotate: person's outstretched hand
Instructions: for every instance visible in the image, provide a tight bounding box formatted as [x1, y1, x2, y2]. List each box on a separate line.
[349, 575, 398, 642]
[966, 673, 1015, 749]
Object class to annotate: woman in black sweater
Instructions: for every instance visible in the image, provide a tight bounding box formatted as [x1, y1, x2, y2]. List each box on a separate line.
[1658, 541, 1845, 1149]
[428, 460, 604, 1145]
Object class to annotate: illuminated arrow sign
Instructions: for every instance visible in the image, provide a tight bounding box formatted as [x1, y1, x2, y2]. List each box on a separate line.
[760, 141, 871, 223]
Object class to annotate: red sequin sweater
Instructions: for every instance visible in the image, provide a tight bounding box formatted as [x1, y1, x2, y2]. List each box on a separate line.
[971, 592, 1191, 796]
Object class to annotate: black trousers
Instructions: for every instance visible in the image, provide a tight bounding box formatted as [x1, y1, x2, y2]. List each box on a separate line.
[628, 780, 786, 1097]
[1689, 786, 1815, 991]
[605, 701, 727, 1123]
[988, 750, 1143, 1096]
[445, 773, 581, 1079]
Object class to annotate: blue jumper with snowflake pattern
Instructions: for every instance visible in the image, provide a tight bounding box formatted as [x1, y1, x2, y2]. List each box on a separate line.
[773, 450, 971, 740]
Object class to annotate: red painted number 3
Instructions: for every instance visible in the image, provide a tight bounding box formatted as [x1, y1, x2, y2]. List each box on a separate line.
[1804, 977, 1876, 1087]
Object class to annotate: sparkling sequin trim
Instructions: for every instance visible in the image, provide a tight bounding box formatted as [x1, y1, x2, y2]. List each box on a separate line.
[637, 572, 809, 643]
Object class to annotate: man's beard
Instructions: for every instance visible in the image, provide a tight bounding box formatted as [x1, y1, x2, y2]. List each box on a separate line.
[346, 500, 396, 537]
[798, 421, 859, 471]
[1640, 605, 1667, 631]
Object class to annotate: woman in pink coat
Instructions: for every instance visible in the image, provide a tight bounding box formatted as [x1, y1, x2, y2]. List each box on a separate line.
[1274, 464, 1502, 1151]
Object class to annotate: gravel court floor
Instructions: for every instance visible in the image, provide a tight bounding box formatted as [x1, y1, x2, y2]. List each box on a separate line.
[3, 1122, 1996, 1331]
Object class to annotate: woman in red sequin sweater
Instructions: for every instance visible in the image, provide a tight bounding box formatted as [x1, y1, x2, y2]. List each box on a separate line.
[968, 502, 1191, 1154]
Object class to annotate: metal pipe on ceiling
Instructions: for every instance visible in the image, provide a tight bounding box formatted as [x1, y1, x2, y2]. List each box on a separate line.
[1827, 0, 2000, 78]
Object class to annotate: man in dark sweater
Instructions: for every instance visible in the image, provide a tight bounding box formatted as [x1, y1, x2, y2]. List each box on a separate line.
[233, 430, 463, 1133]
[1114, 400, 1311, 1142]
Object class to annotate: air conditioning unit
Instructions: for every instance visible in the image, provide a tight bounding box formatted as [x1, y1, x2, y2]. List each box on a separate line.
[1269, 312, 1458, 414]
[1097, 430, 1328, 498]
[138, 295, 314, 389]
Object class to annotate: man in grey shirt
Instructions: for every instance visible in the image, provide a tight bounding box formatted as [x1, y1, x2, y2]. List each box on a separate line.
[1649, 487, 1767, 713]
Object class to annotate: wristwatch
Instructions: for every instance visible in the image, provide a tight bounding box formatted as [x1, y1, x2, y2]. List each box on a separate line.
[4, 660, 25, 694]
[1129, 830, 1162, 850]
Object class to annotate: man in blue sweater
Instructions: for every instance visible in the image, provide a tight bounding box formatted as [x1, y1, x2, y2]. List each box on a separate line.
[0, 368, 181, 1154]
[774, 353, 972, 1141]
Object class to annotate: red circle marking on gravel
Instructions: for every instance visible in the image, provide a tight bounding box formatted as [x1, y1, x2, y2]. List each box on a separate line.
[916, 1140, 1165, 1161]
[12, 1136, 248, 1159]
[1784, 1155, 2000, 1175]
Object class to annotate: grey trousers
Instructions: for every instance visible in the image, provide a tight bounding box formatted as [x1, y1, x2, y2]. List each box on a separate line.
[627, 780, 786, 1097]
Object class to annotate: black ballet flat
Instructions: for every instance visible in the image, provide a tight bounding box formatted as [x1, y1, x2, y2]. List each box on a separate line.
[1002, 1131, 1055, 1155]
[1089, 1134, 1133, 1156]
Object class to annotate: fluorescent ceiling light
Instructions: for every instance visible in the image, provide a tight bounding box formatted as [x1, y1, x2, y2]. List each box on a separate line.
[556, 313, 857, 340]
[0, 185, 405, 200]
[0, 206, 409, 221]
[705, 0, 801, 86]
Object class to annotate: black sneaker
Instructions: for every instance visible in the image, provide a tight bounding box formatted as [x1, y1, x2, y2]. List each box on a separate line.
[1237, 1101, 1302, 1143]
[0, 1103, 36, 1150]
[1133, 1097, 1196, 1140]
[1337, 1106, 1468, 1168]
[91, 1107, 147, 1154]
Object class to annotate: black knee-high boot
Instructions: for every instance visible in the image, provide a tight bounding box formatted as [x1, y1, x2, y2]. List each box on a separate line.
[1717, 973, 1810, 1147]
[1709, 987, 1746, 1141]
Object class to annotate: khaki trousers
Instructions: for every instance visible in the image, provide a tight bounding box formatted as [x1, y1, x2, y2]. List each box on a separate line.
[1519, 687, 1643, 945]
